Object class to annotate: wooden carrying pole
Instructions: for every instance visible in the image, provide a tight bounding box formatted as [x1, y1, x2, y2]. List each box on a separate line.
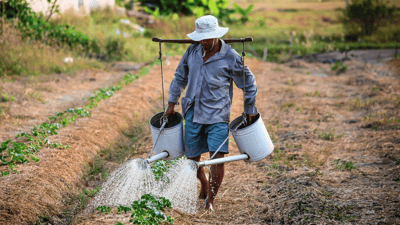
[152, 37, 253, 44]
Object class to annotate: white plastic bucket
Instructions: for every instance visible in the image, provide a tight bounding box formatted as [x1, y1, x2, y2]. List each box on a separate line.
[229, 113, 274, 162]
[149, 112, 184, 161]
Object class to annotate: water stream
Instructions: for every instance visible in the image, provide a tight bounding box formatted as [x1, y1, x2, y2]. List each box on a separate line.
[89, 158, 198, 214]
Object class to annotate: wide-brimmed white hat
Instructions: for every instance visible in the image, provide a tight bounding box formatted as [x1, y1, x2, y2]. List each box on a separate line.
[187, 15, 229, 41]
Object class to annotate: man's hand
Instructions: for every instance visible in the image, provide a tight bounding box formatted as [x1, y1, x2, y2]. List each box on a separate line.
[165, 102, 175, 120]
[246, 113, 257, 126]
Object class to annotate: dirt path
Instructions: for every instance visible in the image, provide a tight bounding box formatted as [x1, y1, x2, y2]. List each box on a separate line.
[0, 56, 399, 224]
[0, 68, 139, 141]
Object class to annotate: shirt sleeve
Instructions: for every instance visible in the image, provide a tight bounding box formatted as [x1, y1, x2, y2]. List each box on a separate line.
[167, 45, 191, 104]
[231, 51, 258, 115]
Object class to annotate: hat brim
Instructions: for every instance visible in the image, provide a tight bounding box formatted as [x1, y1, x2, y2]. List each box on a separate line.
[187, 27, 229, 41]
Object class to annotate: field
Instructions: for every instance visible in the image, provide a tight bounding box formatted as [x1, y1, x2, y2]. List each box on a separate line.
[0, 0, 400, 224]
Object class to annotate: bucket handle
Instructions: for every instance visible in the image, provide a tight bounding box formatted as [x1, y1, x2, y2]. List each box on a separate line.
[148, 105, 170, 159]
[209, 118, 245, 160]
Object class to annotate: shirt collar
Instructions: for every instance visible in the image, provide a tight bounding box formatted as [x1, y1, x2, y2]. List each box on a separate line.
[196, 39, 231, 64]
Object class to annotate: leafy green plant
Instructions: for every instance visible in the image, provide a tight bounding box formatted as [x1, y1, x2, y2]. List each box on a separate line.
[45, 0, 60, 21]
[151, 160, 174, 181]
[233, 3, 254, 23]
[96, 205, 112, 213]
[334, 159, 357, 171]
[137, 0, 252, 24]
[317, 128, 336, 141]
[331, 61, 347, 73]
[306, 90, 321, 97]
[118, 204, 132, 214]
[1, 93, 15, 102]
[279, 102, 295, 111]
[130, 194, 174, 225]
[151, 156, 185, 181]
[84, 187, 100, 197]
[1, 0, 100, 54]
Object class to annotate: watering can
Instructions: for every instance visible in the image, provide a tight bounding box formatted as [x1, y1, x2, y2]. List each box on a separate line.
[146, 110, 184, 163]
[182, 113, 274, 171]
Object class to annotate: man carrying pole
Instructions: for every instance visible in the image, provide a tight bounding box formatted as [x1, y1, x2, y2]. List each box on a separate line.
[165, 15, 258, 210]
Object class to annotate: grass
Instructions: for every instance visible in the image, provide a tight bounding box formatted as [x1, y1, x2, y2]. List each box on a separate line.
[315, 128, 342, 141]
[348, 98, 377, 111]
[286, 185, 357, 223]
[52, 4, 400, 64]
[331, 61, 347, 73]
[2, 1, 399, 77]
[362, 111, 400, 125]
[334, 159, 357, 171]
[0, 93, 15, 102]
[279, 102, 296, 110]
[0, 24, 104, 77]
[306, 90, 320, 97]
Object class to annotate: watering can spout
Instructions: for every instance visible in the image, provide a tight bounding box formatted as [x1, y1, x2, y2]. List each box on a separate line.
[146, 151, 169, 164]
[196, 154, 249, 168]
[181, 154, 249, 173]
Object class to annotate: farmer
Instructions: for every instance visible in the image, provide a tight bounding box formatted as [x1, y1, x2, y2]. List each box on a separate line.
[165, 15, 258, 210]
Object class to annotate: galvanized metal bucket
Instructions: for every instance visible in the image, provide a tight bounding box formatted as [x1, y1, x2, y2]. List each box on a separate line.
[229, 113, 274, 162]
[149, 112, 184, 161]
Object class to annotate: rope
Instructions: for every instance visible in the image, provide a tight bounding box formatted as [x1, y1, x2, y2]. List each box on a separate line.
[159, 41, 165, 112]
[241, 39, 247, 126]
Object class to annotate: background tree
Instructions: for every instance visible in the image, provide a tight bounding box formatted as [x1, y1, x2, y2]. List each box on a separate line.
[136, 0, 253, 24]
[342, 0, 397, 36]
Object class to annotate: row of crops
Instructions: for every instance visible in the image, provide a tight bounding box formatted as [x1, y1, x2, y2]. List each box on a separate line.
[0, 61, 160, 176]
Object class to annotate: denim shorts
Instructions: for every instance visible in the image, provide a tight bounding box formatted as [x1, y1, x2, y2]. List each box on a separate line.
[184, 106, 229, 158]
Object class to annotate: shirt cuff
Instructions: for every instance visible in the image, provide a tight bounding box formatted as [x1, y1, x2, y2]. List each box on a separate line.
[168, 94, 179, 105]
[245, 105, 258, 115]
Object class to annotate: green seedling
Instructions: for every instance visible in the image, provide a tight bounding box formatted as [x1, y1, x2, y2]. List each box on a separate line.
[1, 93, 15, 102]
[130, 194, 174, 225]
[151, 156, 185, 181]
[334, 159, 357, 171]
[331, 61, 347, 73]
[317, 128, 336, 141]
[84, 187, 100, 197]
[118, 205, 132, 214]
[306, 91, 320, 97]
[96, 206, 112, 213]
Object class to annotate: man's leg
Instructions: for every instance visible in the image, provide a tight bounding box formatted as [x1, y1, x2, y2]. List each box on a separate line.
[188, 155, 209, 199]
[205, 152, 224, 209]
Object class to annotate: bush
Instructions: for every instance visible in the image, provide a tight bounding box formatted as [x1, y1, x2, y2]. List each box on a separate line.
[105, 37, 127, 61]
[1, 0, 98, 53]
[137, 0, 253, 24]
[342, 0, 397, 36]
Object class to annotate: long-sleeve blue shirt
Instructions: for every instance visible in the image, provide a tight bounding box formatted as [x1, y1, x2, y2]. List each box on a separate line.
[168, 40, 258, 124]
